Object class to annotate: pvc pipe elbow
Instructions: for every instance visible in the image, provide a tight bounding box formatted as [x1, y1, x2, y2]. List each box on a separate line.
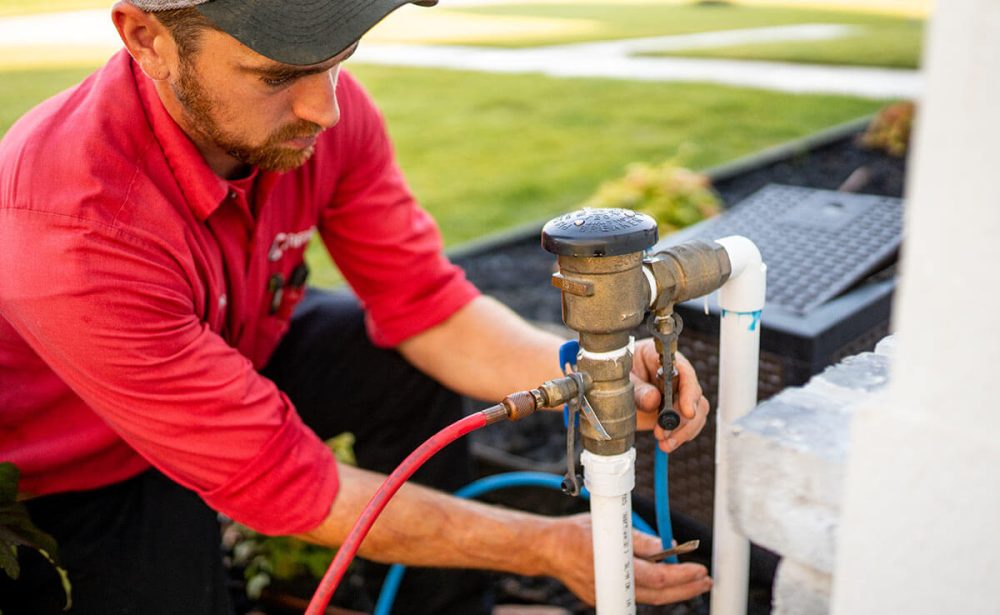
[715, 236, 767, 312]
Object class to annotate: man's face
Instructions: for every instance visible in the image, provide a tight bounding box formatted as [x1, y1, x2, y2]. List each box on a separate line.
[168, 29, 357, 173]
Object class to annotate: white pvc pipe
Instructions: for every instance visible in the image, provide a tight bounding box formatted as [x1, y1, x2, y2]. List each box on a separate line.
[581, 448, 637, 615]
[710, 236, 766, 615]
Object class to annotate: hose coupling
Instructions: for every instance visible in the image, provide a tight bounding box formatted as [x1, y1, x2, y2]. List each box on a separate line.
[537, 372, 593, 408]
[502, 391, 540, 422]
[481, 373, 594, 425]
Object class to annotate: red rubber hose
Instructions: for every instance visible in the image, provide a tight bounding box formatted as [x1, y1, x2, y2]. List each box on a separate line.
[305, 411, 491, 615]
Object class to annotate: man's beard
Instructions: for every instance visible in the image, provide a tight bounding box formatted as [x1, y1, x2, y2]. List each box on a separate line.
[173, 62, 322, 173]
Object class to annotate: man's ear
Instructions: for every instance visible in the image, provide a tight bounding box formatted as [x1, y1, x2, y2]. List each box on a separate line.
[111, 1, 176, 81]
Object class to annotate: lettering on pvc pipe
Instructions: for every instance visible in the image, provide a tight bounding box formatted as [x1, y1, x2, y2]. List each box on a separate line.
[622, 494, 634, 609]
[720, 308, 763, 332]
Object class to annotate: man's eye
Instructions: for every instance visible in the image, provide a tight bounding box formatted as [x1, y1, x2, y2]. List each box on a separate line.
[262, 75, 292, 87]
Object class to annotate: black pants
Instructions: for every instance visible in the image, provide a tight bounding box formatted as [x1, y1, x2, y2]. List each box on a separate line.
[1, 289, 491, 615]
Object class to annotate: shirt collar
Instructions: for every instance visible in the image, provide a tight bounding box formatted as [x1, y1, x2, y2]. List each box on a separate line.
[133, 57, 229, 221]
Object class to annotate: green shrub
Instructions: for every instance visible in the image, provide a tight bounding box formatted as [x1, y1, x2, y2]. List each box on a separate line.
[861, 101, 915, 157]
[583, 160, 721, 235]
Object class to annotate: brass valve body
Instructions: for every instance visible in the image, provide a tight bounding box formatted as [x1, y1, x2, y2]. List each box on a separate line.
[542, 209, 733, 456]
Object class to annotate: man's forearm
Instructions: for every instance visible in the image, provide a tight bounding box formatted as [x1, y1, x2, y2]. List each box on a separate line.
[297, 464, 558, 575]
[297, 463, 713, 606]
[398, 295, 566, 402]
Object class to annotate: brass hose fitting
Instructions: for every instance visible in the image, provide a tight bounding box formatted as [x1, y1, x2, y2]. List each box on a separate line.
[482, 373, 594, 425]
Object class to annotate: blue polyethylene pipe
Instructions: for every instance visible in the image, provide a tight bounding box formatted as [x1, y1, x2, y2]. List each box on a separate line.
[654, 448, 679, 564]
[372, 471, 658, 615]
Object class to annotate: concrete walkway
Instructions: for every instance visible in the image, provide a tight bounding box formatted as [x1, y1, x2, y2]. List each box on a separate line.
[0, 9, 921, 99]
[354, 24, 921, 98]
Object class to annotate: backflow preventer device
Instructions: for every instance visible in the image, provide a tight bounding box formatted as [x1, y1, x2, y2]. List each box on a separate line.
[542, 208, 766, 615]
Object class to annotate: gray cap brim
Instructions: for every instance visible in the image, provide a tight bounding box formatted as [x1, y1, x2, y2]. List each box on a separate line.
[197, 0, 436, 66]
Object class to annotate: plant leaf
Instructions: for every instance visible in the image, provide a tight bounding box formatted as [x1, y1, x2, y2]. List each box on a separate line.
[0, 464, 71, 608]
[245, 572, 270, 600]
[0, 463, 19, 505]
[0, 504, 60, 559]
[35, 550, 72, 611]
[325, 433, 357, 466]
[0, 542, 19, 580]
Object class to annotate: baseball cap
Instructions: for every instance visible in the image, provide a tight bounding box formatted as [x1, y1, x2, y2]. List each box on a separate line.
[129, 0, 437, 66]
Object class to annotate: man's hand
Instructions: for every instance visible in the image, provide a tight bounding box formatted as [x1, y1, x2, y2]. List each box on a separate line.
[631, 338, 710, 454]
[546, 513, 712, 606]
[302, 466, 711, 607]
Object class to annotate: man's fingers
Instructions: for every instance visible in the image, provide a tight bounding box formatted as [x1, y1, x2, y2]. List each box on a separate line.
[634, 560, 712, 605]
[632, 373, 661, 417]
[632, 339, 659, 382]
[662, 396, 709, 451]
[652, 394, 709, 452]
[635, 561, 707, 586]
[632, 530, 665, 557]
[674, 352, 703, 419]
[631, 340, 663, 420]
[632, 344, 707, 440]
[636, 576, 713, 605]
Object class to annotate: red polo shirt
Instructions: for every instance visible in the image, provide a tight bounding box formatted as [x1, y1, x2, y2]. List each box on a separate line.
[0, 51, 479, 534]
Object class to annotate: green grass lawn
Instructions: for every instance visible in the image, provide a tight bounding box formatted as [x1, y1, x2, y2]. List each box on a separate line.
[313, 63, 884, 284]
[0, 66, 96, 132]
[0, 62, 885, 287]
[445, 3, 923, 68]
[640, 20, 922, 68]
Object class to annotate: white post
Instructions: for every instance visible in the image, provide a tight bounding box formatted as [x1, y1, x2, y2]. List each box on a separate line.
[711, 236, 766, 615]
[832, 2, 1000, 613]
[582, 449, 637, 615]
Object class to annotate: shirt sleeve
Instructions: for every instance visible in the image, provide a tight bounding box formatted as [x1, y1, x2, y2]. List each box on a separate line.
[0, 207, 338, 536]
[318, 72, 480, 347]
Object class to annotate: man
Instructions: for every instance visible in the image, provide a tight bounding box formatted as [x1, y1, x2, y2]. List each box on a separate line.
[0, 1, 713, 613]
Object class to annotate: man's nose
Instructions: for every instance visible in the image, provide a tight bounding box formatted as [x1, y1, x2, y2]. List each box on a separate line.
[291, 69, 340, 130]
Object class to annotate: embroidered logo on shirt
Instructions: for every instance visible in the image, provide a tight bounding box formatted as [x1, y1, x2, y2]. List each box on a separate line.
[268, 227, 317, 262]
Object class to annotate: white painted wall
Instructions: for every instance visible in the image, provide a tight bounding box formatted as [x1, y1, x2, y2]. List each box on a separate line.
[831, 1, 1000, 612]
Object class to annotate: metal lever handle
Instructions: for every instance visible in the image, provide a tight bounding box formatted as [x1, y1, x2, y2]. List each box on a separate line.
[556, 341, 611, 497]
[650, 312, 684, 431]
[655, 366, 682, 431]
[570, 372, 611, 441]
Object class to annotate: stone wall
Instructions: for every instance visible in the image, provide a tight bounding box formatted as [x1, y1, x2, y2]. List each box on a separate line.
[726, 336, 894, 614]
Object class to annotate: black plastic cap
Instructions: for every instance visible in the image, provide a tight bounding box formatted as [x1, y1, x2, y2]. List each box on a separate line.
[542, 208, 658, 257]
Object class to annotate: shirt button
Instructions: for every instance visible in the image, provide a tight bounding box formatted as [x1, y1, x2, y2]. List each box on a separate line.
[228, 190, 237, 200]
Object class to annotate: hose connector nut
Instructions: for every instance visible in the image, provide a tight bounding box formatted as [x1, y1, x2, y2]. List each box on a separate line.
[502, 391, 538, 422]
